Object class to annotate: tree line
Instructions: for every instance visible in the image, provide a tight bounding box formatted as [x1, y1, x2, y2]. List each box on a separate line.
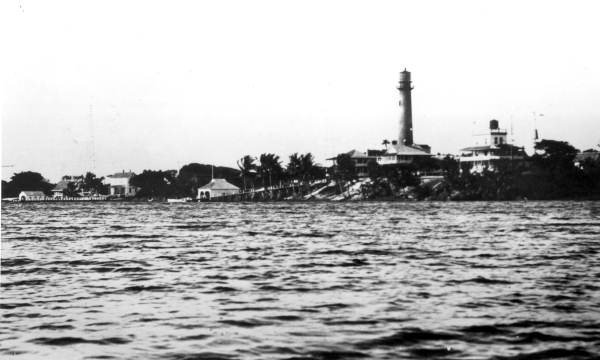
[1, 172, 107, 198]
[361, 139, 600, 200]
[3, 140, 599, 201]
[1, 152, 330, 199]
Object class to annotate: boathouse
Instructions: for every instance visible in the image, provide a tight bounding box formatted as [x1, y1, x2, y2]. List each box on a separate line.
[197, 178, 239, 200]
[18, 191, 46, 201]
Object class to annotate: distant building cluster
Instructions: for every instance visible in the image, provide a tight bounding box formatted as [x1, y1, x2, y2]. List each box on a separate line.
[330, 69, 531, 176]
[459, 119, 527, 173]
[329, 69, 432, 177]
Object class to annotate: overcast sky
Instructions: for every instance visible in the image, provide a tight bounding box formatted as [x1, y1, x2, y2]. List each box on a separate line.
[2, 0, 599, 182]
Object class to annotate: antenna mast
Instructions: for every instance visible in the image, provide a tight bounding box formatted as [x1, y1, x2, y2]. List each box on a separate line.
[89, 103, 97, 172]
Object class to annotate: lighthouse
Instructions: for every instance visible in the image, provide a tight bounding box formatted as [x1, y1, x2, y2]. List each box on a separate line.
[397, 69, 413, 146]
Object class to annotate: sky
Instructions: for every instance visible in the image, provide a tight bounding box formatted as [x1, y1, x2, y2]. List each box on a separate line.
[2, 0, 599, 182]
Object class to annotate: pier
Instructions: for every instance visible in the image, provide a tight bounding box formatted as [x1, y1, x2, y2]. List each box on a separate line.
[209, 180, 328, 202]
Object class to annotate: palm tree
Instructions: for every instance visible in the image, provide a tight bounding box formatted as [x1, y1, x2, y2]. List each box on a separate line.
[237, 155, 257, 191]
[286, 153, 302, 182]
[259, 153, 282, 188]
[300, 153, 315, 182]
[382, 139, 390, 150]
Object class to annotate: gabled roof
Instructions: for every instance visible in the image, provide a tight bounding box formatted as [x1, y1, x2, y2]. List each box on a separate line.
[53, 180, 70, 191]
[326, 149, 373, 161]
[346, 149, 370, 158]
[20, 191, 46, 197]
[386, 143, 431, 156]
[199, 178, 239, 191]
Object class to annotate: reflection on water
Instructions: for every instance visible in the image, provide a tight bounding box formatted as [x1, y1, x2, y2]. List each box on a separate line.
[1, 201, 599, 359]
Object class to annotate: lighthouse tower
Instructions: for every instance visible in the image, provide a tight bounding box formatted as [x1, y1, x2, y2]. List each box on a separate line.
[397, 69, 413, 146]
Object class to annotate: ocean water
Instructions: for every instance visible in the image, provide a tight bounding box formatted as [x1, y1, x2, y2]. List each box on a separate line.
[1, 201, 599, 360]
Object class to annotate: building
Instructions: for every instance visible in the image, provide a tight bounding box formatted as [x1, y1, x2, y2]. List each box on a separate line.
[376, 142, 431, 166]
[327, 150, 374, 178]
[459, 119, 527, 173]
[198, 178, 240, 200]
[105, 171, 138, 197]
[18, 191, 46, 201]
[51, 180, 71, 198]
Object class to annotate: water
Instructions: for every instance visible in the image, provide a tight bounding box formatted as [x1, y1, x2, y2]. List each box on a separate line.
[1, 201, 599, 359]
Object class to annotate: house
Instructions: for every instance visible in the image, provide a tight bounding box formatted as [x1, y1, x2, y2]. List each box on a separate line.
[105, 171, 138, 197]
[459, 119, 527, 173]
[375, 141, 431, 166]
[52, 180, 70, 198]
[18, 191, 46, 201]
[327, 150, 376, 178]
[197, 178, 240, 200]
[329, 144, 432, 178]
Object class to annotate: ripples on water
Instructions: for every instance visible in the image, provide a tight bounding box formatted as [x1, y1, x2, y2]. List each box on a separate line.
[1, 201, 599, 359]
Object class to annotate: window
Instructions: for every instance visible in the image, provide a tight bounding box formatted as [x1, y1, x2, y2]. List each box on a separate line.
[499, 137, 504, 144]
[494, 137, 498, 145]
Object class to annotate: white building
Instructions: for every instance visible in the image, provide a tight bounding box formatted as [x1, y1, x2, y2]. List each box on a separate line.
[105, 171, 138, 197]
[51, 180, 70, 198]
[376, 142, 431, 166]
[459, 120, 527, 173]
[197, 178, 239, 200]
[18, 191, 46, 201]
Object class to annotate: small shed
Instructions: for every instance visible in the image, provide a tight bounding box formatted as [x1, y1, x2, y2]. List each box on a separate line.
[18, 191, 47, 201]
[197, 178, 239, 200]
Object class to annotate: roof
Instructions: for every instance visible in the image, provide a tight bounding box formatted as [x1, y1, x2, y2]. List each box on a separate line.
[460, 145, 492, 152]
[386, 144, 431, 156]
[346, 149, 370, 158]
[326, 149, 373, 161]
[199, 178, 240, 191]
[20, 191, 45, 197]
[52, 180, 70, 191]
[108, 171, 136, 178]
[461, 144, 527, 156]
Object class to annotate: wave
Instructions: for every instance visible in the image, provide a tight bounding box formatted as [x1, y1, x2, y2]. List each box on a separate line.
[28, 336, 131, 346]
[356, 328, 460, 348]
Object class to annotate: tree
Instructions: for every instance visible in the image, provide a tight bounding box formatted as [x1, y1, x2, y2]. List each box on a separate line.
[65, 182, 79, 197]
[382, 139, 390, 150]
[367, 159, 383, 182]
[300, 153, 316, 181]
[177, 163, 205, 197]
[286, 152, 319, 183]
[259, 153, 283, 188]
[1, 180, 16, 198]
[286, 153, 302, 181]
[130, 170, 178, 199]
[532, 139, 582, 198]
[83, 172, 107, 194]
[384, 164, 419, 189]
[335, 153, 357, 182]
[534, 139, 579, 164]
[237, 155, 257, 191]
[4, 171, 54, 196]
